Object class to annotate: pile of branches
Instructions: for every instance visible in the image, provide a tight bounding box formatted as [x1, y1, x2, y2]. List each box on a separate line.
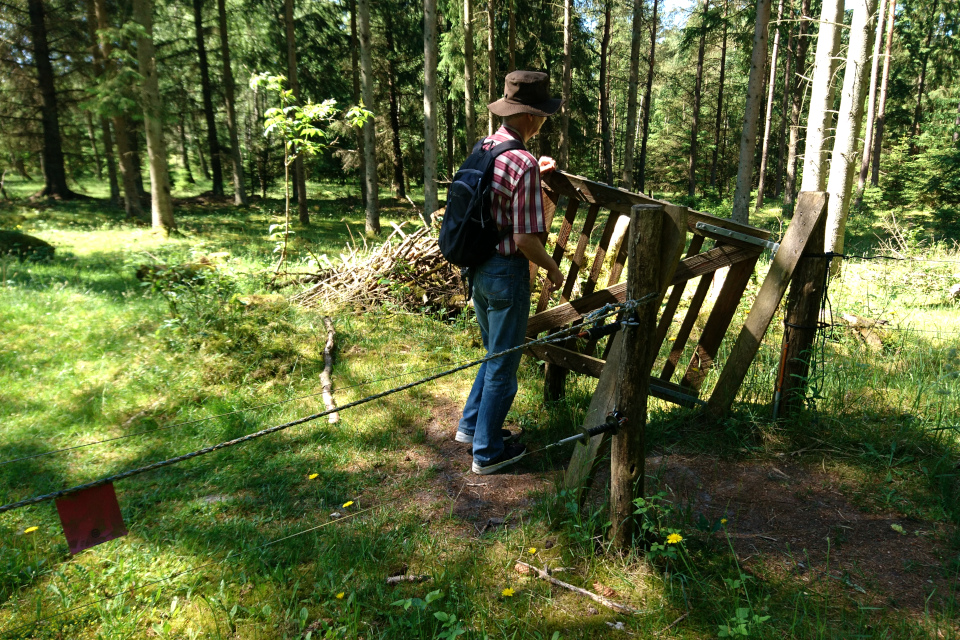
[291, 222, 467, 315]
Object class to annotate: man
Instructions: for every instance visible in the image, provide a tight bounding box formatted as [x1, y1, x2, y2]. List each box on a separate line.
[456, 70, 565, 475]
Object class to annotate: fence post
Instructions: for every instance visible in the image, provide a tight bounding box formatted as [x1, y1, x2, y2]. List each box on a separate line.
[774, 196, 830, 418]
[610, 204, 663, 549]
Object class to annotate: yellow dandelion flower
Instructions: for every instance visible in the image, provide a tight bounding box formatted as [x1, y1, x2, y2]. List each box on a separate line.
[308, 473, 319, 480]
[666, 533, 683, 545]
[528, 547, 537, 554]
[342, 501, 354, 508]
[720, 518, 728, 525]
[23, 526, 38, 534]
[335, 592, 345, 600]
[501, 588, 515, 597]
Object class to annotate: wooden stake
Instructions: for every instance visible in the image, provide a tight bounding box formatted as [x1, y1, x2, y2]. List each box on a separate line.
[321, 316, 339, 423]
[610, 204, 662, 548]
[775, 201, 829, 418]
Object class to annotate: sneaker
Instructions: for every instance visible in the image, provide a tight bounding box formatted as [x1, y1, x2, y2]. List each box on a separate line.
[471, 443, 528, 475]
[455, 428, 521, 445]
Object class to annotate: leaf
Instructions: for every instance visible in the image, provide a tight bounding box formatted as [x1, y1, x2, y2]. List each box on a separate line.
[424, 589, 444, 604]
[262, 603, 272, 616]
[592, 582, 618, 598]
[434, 612, 449, 621]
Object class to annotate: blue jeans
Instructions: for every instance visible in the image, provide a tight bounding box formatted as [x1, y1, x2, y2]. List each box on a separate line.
[458, 253, 531, 465]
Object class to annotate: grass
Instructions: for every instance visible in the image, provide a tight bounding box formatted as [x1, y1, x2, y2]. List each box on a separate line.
[1, 176, 959, 638]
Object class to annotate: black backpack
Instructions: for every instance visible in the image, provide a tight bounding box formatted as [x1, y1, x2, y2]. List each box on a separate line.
[439, 137, 526, 268]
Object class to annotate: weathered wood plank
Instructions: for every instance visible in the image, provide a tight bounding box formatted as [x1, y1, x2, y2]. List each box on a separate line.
[536, 196, 580, 313]
[560, 203, 601, 304]
[707, 191, 829, 414]
[680, 256, 759, 391]
[581, 209, 623, 297]
[656, 235, 706, 348]
[660, 272, 713, 382]
[542, 171, 772, 240]
[529, 187, 561, 284]
[527, 244, 760, 336]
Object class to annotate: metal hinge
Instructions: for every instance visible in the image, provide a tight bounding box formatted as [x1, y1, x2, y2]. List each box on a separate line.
[695, 222, 780, 255]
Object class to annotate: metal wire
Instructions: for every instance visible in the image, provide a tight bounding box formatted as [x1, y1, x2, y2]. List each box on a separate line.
[0, 294, 656, 516]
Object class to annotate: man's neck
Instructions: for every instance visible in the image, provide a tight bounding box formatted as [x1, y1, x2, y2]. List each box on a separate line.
[501, 123, 530, 144]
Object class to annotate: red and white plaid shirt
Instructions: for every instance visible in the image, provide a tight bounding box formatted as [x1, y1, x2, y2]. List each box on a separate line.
[486, 125, 547, 256]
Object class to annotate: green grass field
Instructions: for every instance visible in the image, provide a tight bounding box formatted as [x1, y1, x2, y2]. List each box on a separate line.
[1, 176, 958, 639]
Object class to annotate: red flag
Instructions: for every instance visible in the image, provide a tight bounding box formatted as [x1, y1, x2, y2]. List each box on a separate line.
[55, 483, 127, 554]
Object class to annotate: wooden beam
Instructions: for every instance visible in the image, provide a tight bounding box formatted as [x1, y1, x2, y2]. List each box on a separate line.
[707, 191, 830, 414]
[536, 197, 579, 313]
[560, 203, 601, 303]
[542, 171, 771, 240]
[526, 244, 761, 336]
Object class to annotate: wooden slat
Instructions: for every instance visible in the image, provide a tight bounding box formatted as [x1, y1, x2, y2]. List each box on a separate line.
[581, 210, 622, 297]
[530, 187, 562, 285]
[536, 197, 580, 313]
[680, 256, 759, 391]
[559, 203, 601, 304]
[660, 272, 712, 381]
[526, 244, 760, 336]
[707, 191, 830, 414]
[655, 235, 705, 348]
[542, 170, 772, 241]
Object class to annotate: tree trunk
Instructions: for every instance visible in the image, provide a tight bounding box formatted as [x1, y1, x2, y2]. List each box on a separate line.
[637, 0, 659, 193]
[358, 0, 380, 235]
[688, 0, 709, 197]
[86, 0, 119, 202]
[100, 119, 120, 204]
[870, 0, 895, 185]
[599, 1, 613, 185]
[853, 0, 886, 207]
[774, 25, 793, 199]
[487, 0, 497, 136]
[559, 0, 572, 170]
[783, 0, 811, 210]
[178, 110, 196, 184]
[284, 0, 309, 223]
[754, 0, 783, 210]
[191, 110, 211, 180]
[350, 0, 367, 203]
[446, 84, 455, 177]
[94, 0, 141, 215]
[464, 0, 477, 146]
[909, 10, 936, 155]
[709, 0, 728, 189]
[27, 0, 74, 199]
[508, 0, 516, 71]
[954, 100, 960, 143]
[824, 0, 878, 261]
[383, 14, 407, 199]
[730, 0, 772, 224]
[193, 0, 223, 196]
[132, 0, 176, 231]
[621, 0, 643, 189]
[799, 0, 845, 193]
[217, 0, 247, 205]
[129, 128, 147, 200]
[85, 111, 103, 181]
[423, 0, 439, 222]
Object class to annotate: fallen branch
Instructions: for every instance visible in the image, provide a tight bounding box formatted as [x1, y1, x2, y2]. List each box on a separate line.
[320, 316, 339, 423]
[385, 574, 431, 585]
[514, 561, 643, 615]
[656, 612, 689, 636]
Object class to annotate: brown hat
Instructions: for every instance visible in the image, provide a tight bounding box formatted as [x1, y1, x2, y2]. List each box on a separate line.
[487, 70, 562, 117]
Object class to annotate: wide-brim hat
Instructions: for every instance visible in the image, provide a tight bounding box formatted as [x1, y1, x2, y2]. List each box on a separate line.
[487, 70, 562, 117]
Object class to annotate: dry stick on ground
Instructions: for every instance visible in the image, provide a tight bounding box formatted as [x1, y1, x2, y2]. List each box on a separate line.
[385, 574, 432, 585]
[513, 561, 643, 614]
[320, 316, 339, 423]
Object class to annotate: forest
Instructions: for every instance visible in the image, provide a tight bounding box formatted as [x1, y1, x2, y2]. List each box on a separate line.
[2, 0, 960, 637]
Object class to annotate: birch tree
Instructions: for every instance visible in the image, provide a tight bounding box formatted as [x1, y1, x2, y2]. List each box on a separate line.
[132, 0, 175, 231]
[824, 0, 879, 262]
[853, 0, 886, 207]
[783, 0, 811, 210]
[870, 0, 896, 185]
[730, 0, 772, 224]
[799, 0, 845, 192]
[754, 0, 783, 209]
[423, 0, 439, 222]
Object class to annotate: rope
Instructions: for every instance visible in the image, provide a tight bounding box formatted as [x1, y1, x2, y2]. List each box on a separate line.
[0, 295, 656, 516]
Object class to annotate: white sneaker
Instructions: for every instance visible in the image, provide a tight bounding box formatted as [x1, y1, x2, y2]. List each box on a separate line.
[455, 428, 520, 444]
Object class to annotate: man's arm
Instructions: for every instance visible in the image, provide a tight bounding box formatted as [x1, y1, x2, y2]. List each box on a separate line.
[515, 233, 563, 289]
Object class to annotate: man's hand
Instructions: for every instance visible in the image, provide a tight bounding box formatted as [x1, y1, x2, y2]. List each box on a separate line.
[546, 265, 564, 291]
[538, 156, 557, 174]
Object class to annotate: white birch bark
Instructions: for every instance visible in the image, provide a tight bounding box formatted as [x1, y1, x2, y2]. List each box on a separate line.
[825, 0, 879, 260]
[132, 0, 175, 231]
[730, 0, 772, 224]
[799, 0, 846, 192]
[423, 0, 439, 223]
[754, 0, 784, 209]
[358, 0, 380, 235]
